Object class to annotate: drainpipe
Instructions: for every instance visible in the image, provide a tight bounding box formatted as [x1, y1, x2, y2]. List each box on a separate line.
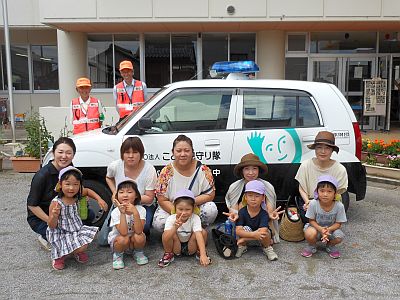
[1, 0, 16, 142]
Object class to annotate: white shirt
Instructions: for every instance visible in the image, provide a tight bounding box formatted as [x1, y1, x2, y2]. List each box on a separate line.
[108, 205, 146, 244]
[164, 213, 202, 243]
[106, 159, 157, 206]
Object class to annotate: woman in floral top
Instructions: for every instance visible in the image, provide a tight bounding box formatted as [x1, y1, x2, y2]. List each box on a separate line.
[152, 135, 218, 232]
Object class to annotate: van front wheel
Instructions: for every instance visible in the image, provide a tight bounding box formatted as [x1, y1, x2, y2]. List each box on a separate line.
[83, 179, 112, 227]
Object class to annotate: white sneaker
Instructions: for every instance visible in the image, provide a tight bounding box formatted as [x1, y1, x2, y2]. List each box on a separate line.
[235, 245, 247, 258]
[38, 235, 51, 251]
[263, 246, 278, 261]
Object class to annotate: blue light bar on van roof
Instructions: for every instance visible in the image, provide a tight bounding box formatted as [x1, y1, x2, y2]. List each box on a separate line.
[210, 61, 260, 74]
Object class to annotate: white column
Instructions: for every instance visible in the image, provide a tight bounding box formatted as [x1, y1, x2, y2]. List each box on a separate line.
[256, 31, 285, 79]
[57, 30, 87, 106]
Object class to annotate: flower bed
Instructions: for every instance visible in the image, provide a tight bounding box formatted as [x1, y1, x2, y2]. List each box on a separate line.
[362, 139, 400, 169]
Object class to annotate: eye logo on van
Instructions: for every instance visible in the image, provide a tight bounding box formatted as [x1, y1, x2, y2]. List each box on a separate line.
[247, 129, 302, 163]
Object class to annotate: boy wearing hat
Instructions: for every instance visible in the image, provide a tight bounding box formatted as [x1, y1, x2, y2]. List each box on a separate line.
[225, 153, 280, 243]
[295, 131, 348, 212]
[114, 60, 148, 121]
[301, 175, 347, 259]
[235, 180, 279, 261]
[71, 77, 105, 135]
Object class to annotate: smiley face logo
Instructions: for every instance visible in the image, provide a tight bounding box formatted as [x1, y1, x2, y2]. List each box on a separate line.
[247, 128, 302, 163]
[266, 135, 289, 161]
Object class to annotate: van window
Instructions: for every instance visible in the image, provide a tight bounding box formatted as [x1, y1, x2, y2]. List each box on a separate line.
[242, 89, 320, 128]
[144, 89, 233, 133]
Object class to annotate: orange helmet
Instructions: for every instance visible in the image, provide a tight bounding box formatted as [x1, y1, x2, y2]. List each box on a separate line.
[76, 77, 92, 87]
[119, 60, 133, 71]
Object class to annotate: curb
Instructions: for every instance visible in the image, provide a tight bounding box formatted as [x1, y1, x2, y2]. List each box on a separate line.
[367, 175, 400, 186]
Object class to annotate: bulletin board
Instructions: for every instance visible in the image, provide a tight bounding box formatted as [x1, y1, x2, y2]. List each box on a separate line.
[363, 78, 387, 116]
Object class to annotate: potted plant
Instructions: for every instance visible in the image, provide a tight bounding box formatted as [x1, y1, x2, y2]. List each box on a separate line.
[11, 112, 53, 173]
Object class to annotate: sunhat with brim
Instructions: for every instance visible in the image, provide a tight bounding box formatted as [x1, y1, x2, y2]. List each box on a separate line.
[245, 180, 266, 195]
[119, 60, 133, 71]
[58, 166, 82, 180]
[233, 153, 268, 178]
[171, 189, 200, 215]
[313, 175, 339, 200]
[55, 166, 82, 192]
[75, 77, 92, 88]
[173, 189, 195, 202]
[307, 131, 339, 153]
[116, 177, 137, 189]
[243, 180, 267, 210]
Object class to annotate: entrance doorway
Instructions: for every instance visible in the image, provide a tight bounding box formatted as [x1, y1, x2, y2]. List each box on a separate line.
[309, 57, 376, 129]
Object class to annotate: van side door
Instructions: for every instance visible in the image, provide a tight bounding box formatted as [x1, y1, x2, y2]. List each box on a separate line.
[127, 87, 238, 201]
[231, 88, 322, 200]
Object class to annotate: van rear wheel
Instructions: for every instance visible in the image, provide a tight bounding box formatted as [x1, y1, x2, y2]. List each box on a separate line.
[341, 191, 350, 212]
[83, 179, 112, 227]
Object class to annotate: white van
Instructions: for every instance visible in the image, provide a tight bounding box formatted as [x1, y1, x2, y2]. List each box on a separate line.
[44, 77, 366, 226]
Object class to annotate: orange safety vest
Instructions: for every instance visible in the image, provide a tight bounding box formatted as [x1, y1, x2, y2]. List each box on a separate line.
[116, 80, 145, 119]
[72, 97, 101, 134]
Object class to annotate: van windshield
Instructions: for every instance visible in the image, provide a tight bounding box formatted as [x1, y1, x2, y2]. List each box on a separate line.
[102, 87, 168, 135]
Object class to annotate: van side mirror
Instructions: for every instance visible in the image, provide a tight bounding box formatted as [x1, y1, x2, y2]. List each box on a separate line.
[138, 118, 153, 130]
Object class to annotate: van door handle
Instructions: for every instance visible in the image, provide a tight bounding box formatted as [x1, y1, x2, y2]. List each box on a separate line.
[302, 136, 315, 142]
[205, 139, 220, 146]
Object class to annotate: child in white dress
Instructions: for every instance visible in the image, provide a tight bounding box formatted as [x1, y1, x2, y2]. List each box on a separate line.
[47, 166, 98, 270]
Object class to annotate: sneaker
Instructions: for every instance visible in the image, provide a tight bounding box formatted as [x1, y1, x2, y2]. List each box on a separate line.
[195, 251, 212, 264]
[158, 252, 174, 268]
[38, 235, 51, 251]
[235, 245, 247, 258]
[326, 245, 341, 259]
[113, 252, 125, 270]
[263, 246, 278, 261]
[74, 252, 89, 264]
[133, 251, 149, 265]
[301, 245, 317, 258]
[52, 256, 65, 271]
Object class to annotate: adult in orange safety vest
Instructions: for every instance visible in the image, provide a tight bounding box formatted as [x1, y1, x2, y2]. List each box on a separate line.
[113, 60, 147, 121]
[71, 77, 104, 134]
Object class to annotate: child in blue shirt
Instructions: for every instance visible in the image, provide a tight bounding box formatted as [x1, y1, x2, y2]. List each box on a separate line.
[235, 180, 282, 260]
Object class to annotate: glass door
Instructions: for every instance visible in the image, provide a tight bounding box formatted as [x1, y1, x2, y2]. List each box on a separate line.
[377, 55, 391, 130]
[390, 56, 400, 128]
[309, 58, 340, 86]
[309, 57, 376, 129]
[342, 57, 376, 130]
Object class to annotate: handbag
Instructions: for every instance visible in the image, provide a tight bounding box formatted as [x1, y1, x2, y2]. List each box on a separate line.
[97, 204, 115, 246]
[279, 196, 305, 242]
[211, 222, 237, 259]
[294, 196, 309, 224]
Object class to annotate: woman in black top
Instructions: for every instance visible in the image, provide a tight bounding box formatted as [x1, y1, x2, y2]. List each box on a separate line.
[27, 137, 107, 250]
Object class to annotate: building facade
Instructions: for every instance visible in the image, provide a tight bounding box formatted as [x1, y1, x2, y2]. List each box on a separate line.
[1, 0, 400, 130]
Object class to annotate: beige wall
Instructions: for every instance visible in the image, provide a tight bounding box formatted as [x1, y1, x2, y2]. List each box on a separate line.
[38, 0, 400, 23]
[257, 31, 285, 79]
[0, 93, 59, 116]
[0, 0, 42, 26]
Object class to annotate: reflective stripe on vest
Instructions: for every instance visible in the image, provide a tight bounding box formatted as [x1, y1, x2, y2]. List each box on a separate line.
[72, 97, 101, 134]
[116, 80, 145, 119]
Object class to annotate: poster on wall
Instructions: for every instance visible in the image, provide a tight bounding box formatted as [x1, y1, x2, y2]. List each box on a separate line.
[363, 78, 387, 116]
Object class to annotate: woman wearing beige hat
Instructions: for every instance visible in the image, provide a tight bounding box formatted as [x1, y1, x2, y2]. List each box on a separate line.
[224, 153, 281, 243]
[295, 131, 348, 213]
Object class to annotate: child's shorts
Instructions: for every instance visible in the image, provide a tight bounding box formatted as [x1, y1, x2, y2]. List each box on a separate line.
[241, 226, 272, 246]
[180, 241, 194, 256]
[303, 223, 345, 240]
